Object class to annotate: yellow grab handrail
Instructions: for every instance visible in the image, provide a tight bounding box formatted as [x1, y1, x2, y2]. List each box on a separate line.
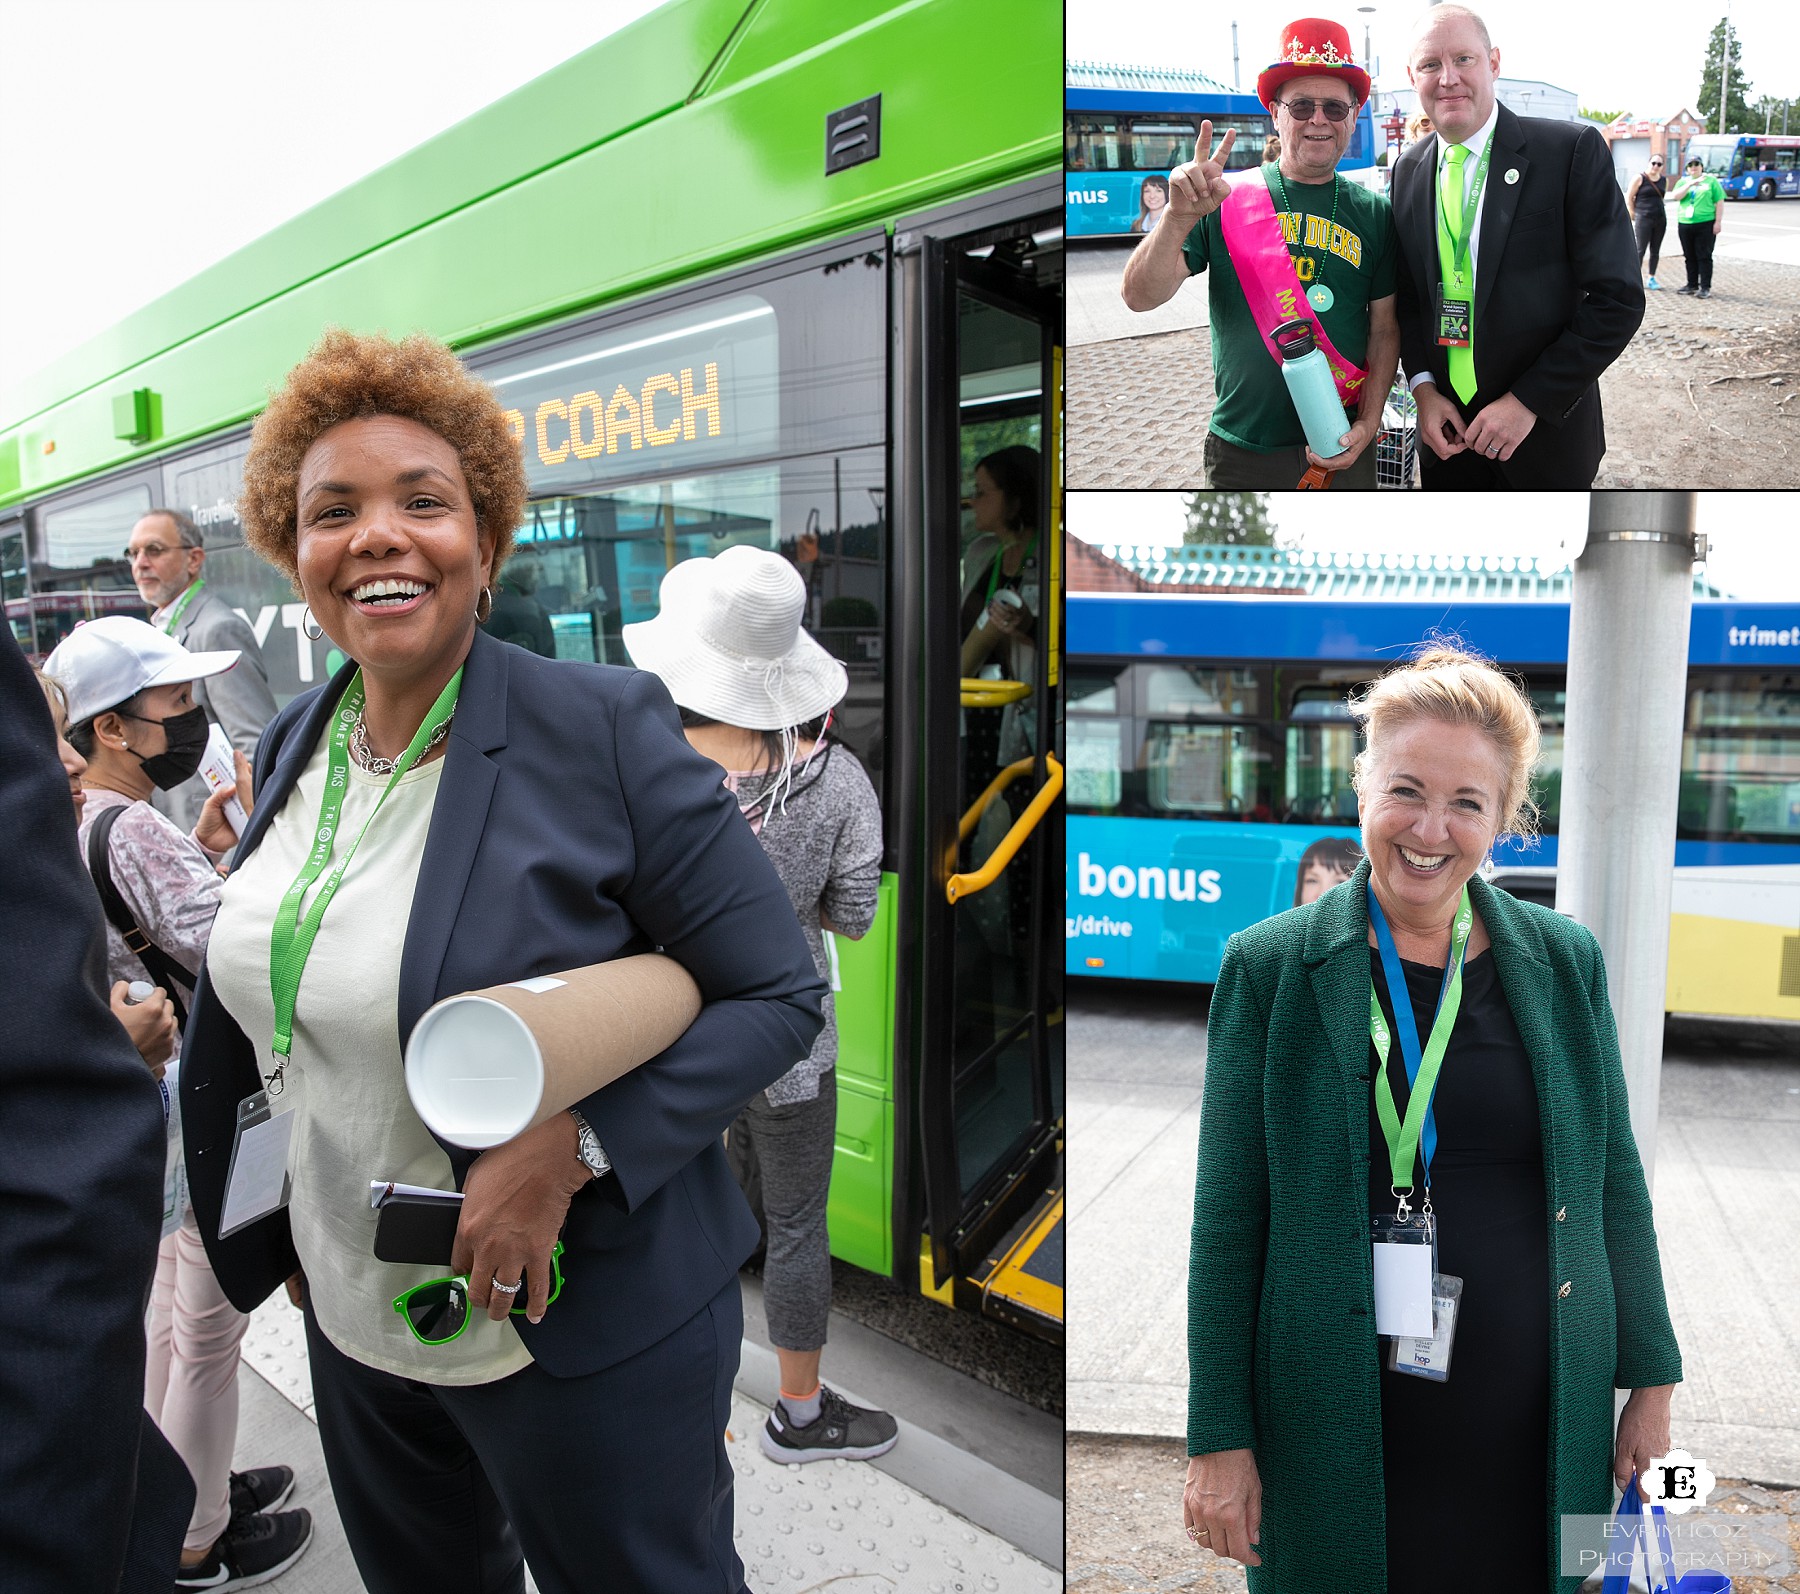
[958, 756, 1036, 843]
[947, 754, 1063, 904]
[959, 677, 1032, 708]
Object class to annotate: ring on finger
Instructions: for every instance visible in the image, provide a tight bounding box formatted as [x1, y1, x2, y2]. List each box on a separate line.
[491, 1274, 523, 1295]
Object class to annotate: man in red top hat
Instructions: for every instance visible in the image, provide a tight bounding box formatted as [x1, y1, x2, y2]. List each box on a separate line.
[1122, 16, 1399, 490]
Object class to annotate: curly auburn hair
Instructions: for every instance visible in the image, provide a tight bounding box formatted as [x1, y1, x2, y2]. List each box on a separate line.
[239, 328, 527, 589]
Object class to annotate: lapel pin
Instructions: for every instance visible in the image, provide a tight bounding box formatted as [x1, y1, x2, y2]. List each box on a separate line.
[1504, 168, 1519, 184]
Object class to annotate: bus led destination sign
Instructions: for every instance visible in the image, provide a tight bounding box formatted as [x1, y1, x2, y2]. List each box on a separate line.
[480, 294, 778, 491]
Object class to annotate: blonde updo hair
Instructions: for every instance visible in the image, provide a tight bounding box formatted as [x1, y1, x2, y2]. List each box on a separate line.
[1348, 642, 1541, 839]
[239, 327, 527, 592]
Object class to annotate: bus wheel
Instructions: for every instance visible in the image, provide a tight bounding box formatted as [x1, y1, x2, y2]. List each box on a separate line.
[1759, 178, 1777, 200]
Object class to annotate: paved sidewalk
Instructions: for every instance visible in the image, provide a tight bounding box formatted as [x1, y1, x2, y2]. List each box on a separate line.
[230, 1289, 1060, 1592]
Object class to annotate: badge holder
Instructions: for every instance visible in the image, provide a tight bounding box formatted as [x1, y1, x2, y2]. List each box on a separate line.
[1388, 1271, 1463, 1381]
[217, 1085, 297, 1239]
[1370, 1201, 1438, 1338]
[1435, 286, 1472, 347]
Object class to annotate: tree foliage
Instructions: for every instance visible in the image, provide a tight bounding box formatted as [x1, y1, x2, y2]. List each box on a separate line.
[1579, 106, 1628, 127]
[1750, 94, 1794, 134]
[1182, 492, 1277, 546]
[1697, 17, 1754, 136]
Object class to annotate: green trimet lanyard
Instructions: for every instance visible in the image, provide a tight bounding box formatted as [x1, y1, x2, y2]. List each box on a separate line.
[986, 533, 1039, 603]
[265, 666, 462, 1089]
[1370, 885, 1474, 1210]
[160, 577, 205, 636]
[1438, 132, 1495, 291]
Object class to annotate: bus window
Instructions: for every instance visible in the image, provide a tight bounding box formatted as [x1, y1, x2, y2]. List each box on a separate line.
[1067, 114, 1125, 171]
[1068, 665, 1125, 812]
[1143, 664, 1260, 717]
[1526, 683, 1567, 832]
[1681, 674, 1800, 841]
[1146, 723, 1273, 816]
[1284, 723, 1359, 822]
[1128, 120, 1199, 172]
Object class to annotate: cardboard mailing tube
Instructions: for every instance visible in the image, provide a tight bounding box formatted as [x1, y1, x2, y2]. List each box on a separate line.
[404, 954, 702, 1149]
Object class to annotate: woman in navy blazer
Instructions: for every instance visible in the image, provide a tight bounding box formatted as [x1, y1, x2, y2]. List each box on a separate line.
[178, 329, 825, 1594]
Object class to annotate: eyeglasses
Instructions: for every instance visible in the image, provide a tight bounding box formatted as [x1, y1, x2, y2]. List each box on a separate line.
[123, 541, 189, 562]
[392, 1241, 565, 1346]
[1650, 161, 1664, 167]
[1275, 97, 1355, 123]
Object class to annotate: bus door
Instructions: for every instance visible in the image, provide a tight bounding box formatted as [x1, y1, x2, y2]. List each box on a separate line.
[895, 179, 1064, 1341]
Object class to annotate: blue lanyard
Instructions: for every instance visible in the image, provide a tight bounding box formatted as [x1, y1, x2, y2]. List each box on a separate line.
[1367, 886, 1471, 1184]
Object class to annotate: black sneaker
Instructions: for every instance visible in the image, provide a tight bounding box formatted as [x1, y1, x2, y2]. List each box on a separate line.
[175, 1507, 313, 1591]
[1677, 284, 1697, 294]
[1696, 288, 1711, 299]
[228, 1466, 295, 1521]
[760, 1386, 899, 1464]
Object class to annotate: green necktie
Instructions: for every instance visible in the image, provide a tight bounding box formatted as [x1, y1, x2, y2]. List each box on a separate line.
[1437, 143, 1477, 404]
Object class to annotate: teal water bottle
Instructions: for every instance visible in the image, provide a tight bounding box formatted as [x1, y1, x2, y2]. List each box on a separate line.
[1272, 318, 1351, 459]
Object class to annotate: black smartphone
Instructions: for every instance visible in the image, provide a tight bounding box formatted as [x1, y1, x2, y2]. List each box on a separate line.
[373, 1191, 463, 1266]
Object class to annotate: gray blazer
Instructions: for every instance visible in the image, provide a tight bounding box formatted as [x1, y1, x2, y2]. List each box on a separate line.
[153, 585, 278, 831]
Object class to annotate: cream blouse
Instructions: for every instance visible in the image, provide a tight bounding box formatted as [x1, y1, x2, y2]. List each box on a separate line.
[205, 733, 531, 1385]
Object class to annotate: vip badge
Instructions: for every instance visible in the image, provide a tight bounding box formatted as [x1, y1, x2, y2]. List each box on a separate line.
[1643, 1448, 1716, 1516]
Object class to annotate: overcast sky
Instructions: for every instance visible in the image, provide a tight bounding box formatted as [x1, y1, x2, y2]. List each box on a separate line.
[1069, 492, 1800, 601]
[0, 1, 663, 416]
[1068, 0, 1796, 122]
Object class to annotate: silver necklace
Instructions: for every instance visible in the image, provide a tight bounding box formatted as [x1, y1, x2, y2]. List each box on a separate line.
[350, 713, 451, 776]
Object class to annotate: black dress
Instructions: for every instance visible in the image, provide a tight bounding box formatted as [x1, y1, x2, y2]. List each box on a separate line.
[1367, 947, 1550, 1593]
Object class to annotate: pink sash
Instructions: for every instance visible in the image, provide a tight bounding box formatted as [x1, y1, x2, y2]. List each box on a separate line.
[1219, 171, 1367, 407]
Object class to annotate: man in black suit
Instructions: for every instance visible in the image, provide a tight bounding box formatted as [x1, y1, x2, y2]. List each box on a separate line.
[0, 628, 193, 1592]
[1392, 4, 1643, 488]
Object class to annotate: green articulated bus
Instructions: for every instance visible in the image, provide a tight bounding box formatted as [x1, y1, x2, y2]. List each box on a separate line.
[2, 0, 1064, 1341]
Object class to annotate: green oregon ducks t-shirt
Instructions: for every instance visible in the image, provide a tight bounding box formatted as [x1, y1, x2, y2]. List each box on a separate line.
[1676, 174, 1724, 224]
[1182, 165, 1398, 453]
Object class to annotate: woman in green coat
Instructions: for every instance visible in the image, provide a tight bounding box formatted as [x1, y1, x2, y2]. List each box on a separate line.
[1181, 646, 1683, 1593]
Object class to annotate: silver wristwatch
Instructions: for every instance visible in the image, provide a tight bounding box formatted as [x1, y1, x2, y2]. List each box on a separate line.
[569, 1109, 612, 1178]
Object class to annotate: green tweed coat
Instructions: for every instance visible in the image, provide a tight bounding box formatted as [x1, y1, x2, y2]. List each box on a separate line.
[1188, 859, 1682, 1593]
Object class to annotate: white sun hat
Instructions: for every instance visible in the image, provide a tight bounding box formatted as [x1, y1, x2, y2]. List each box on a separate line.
[621, 545, 847, 731]
[45, 615, 239, 727]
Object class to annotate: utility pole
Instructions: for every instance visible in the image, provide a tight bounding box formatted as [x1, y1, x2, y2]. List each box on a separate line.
[1555, 494, 1701, 1191]
[1232, 21, 1240, 91]
[1718, 5, 1732, 134]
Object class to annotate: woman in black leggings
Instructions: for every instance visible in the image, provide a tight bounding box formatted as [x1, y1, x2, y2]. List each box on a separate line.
[1625, 156, 1668, 288]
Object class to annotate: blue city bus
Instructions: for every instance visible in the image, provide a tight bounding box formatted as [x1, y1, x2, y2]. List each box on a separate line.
[1066, 61, 1378, 239]
[1066, 593, 1800, 1022]
[1687, 133, 1800, 200]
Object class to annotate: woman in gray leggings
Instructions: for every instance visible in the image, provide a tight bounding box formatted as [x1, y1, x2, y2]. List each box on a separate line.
[624, 545, 896, 1464]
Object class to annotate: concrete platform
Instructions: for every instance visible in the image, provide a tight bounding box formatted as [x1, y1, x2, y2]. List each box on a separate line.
[1069, 239, 1209, 348]
[231, 1275, 1061, 1592]
[1068, 980, 1800, 1491]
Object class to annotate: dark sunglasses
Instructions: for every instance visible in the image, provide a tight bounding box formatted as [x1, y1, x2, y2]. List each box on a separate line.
[1649, 160, 1664, 167]
[1276, 96, 1355, 123]
[392, 1241, 565, 1346]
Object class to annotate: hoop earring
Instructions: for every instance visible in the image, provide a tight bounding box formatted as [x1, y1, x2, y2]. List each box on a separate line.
[475, 586, 493, 624]
[302, 608, 325, 641]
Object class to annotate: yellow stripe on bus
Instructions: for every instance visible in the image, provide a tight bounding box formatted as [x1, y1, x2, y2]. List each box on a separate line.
[1666, 913, 1800, 1022]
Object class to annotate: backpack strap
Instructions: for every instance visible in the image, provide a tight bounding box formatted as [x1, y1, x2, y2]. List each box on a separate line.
[85, 804, 192, 1030]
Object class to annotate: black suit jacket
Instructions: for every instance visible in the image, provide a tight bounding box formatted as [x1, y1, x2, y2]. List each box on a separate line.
[180, 628, 826, 1376]
[0, 630, 193, 1591]
[1393, 105, 1644, 486]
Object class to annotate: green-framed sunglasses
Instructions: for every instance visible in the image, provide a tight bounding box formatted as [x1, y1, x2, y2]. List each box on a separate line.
[391, 1242, 565, 1347]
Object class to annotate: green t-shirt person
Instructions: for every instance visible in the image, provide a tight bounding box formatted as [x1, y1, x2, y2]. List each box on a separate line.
[1181, 164, 1398, 453]
[1673, 170, 1725, 224]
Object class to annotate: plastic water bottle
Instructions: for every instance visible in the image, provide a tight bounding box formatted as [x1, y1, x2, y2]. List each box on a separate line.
[1272, 318, 1352, 459]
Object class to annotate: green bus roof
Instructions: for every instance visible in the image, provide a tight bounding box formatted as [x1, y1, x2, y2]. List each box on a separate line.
[1, 0, 1055, 506]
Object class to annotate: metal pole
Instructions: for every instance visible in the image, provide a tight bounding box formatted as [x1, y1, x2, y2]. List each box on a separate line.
[1554, 494, 1699, 1191]
[1232, 22, 1240, 91]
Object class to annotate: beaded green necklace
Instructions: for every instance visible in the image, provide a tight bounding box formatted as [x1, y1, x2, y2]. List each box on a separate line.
[1267, 162, 1341, 313]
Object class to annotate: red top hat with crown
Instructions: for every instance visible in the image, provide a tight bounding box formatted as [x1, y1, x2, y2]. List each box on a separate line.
[1255, 18, 1371, 110]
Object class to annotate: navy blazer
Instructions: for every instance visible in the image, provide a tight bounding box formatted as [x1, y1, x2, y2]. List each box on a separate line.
[1, 629, 193, 1591]
[179, 628, 826, 1377]
[1392, 105, 1644, 485]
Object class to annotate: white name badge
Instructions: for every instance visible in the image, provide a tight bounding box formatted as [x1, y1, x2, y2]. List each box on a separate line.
[1372, 1232, 1435, 1336]
[1388, 1274, 1464, 1381]
[218, 1091, 296, 1238]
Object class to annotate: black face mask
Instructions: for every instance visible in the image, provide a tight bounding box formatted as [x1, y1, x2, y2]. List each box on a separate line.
[121, 704, 210, 790]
